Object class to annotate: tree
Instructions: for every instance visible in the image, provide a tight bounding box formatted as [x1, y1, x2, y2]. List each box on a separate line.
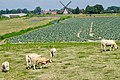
[11, 9, 17, 14]
[22, 8, 29, 13]
[5, 9, 10, 14]
[80, 9, 85, 14]
[85, 4, 104, 14]
[17, 9, 22, 13]
[0, 10, 5, 14]
[75, 6, 80, 14]
[85, 5, 97, 14]
[34, 7, 41, 14]
[106, 6, 120, 13]
[94, 4, 104, 14]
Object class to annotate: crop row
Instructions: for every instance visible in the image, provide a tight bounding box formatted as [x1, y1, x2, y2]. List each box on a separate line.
[7, 17, 120, 43]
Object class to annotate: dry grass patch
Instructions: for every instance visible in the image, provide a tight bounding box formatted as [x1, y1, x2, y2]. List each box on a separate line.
[0, 17, 58, 35]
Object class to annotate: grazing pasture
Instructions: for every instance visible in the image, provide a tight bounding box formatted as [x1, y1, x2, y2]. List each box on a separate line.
[0, 17, 58, 35]
[0, 42, 120, 80]
[7, 17, 120, 43]
[1, 14, 120, 80]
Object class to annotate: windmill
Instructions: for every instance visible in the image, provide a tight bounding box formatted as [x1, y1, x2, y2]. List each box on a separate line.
[59, 1, 72, 14]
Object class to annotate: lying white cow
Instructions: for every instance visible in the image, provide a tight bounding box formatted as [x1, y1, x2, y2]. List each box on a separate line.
[101, 39, 118, 51]
[50, 48, 57, 57]
[26, 53, 42, 69]
[2, 61, 10, 72]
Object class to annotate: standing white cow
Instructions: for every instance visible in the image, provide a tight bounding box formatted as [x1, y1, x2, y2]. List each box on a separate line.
[2, 61, 10, 72]
[50, 48, 57, 57]
[101, 39, 118, 51]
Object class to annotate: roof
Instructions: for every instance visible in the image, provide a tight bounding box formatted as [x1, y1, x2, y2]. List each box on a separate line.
[1, 13, 27, 18]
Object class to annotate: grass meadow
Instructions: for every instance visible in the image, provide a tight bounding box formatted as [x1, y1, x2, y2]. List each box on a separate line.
[0, 14, 120, 80]
[0, 42, 120, 80]
[0, 17, 58, 35]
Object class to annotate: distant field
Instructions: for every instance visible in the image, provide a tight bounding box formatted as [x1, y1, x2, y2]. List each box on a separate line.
[69, 13, 120, 18]
[7, 16, 120, 43]
[0, 42, 120, 80]
[0, 17, 58, 35]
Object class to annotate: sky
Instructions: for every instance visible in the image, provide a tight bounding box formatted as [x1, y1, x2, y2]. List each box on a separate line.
[0, 0, 120, 10]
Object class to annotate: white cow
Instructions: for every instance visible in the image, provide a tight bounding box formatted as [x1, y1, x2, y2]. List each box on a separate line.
[101, 39, 118, 51]
[2, 61, 10, 72]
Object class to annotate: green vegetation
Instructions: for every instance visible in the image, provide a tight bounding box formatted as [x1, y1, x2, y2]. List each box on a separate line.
[0, 15, 71, 41]
[0, 42, 120, 80]
[105, 6, 120, 13]
[0, 17, 58, 40]
[7, 17, 120, 43]
[0, 2, 120, 80]
[0, 14, 120, 80]
[85, 4, 104, 14]
[0, 16, 9, 21]
[0, 17, 58, 35]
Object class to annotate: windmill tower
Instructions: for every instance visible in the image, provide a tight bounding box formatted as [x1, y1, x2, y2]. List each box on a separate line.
[59, 1, 72, 14]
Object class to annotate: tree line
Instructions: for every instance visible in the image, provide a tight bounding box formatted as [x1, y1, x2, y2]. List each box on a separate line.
[72, 4, 120, 14]
[0, 4, 120, 15]
[0, 7, 41, 15]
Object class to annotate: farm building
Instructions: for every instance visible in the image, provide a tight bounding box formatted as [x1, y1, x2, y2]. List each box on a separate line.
[41, 10, 57, 14]
[51, 11, 57, 15]
[1, 13, 27, 18]
[41, 10, 51, 14]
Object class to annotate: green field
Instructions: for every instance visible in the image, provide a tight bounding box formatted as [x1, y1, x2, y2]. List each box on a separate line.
[0, 42, 120, 80]
[7, 16, 120, 43]
[1, 14, 120, 80]
[0, 17, 58, 35]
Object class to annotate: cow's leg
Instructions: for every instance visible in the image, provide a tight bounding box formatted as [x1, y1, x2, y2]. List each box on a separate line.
[51, 52, 54, 57]
[110, 44, 115, 51]
[28, 58, 32, 69]
[33, 64, 36, 70]
[103, 45, 106, 51]
[110, 46, 112, 51]
[26, 59, 31, 69]
[101, 44, 104, 51]
[26, 61, 29, 67]
[26, 61, 29, 69]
